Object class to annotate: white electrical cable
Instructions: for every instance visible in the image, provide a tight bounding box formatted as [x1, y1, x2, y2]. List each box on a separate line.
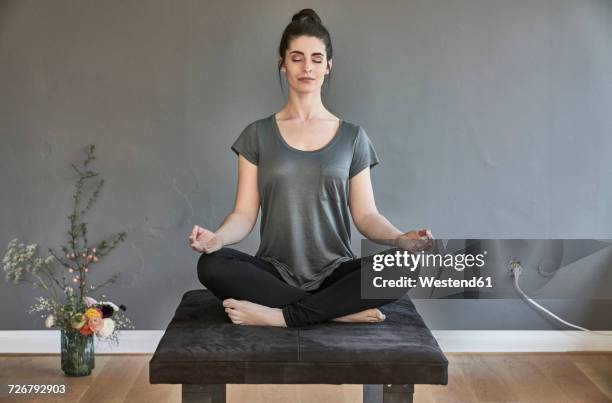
[510, 261, 612, 336]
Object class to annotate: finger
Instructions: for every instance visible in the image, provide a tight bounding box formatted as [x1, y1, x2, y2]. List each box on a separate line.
[203, 243, 214, 254]
[418, 229, 431, 240]
[197, 229, 214, 243]
[191, 225, 200, 238]
[197, 227, 213, 239]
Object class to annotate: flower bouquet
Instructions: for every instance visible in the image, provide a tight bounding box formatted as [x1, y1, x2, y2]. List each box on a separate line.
[2, 145, 134, 376]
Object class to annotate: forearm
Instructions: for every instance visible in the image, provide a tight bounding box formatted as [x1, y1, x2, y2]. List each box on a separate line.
[214, 211, 256, 246]
[355, 213, 403, 246]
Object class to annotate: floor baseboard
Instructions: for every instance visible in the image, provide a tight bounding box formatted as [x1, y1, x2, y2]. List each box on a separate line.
[0, 330, 610, 354]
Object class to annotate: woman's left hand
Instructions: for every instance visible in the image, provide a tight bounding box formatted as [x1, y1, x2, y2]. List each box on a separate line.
[395, 229, 434, 253]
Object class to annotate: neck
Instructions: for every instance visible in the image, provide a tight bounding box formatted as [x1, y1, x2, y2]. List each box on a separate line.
[281, 91, 327, 122]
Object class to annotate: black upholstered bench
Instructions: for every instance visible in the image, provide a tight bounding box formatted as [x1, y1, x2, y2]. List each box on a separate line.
[150, 290, 448, 402]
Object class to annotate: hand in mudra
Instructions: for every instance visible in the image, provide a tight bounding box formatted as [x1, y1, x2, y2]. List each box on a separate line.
[395, 229, 434, 253]
[188, 225, 223, 254]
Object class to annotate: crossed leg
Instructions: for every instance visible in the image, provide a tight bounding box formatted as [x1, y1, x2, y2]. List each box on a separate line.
[197, 247, 404, 328]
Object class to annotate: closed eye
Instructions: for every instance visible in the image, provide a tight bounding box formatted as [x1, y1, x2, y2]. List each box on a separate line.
[292, 59, 323, 63]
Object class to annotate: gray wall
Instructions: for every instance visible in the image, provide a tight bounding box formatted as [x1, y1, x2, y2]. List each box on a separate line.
[1, 0, 611, 330]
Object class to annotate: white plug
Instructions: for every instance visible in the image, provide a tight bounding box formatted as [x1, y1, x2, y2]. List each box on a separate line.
[509, 259, 522, 277]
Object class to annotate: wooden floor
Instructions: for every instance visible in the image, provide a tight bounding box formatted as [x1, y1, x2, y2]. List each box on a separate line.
[0, 353, 610, 402]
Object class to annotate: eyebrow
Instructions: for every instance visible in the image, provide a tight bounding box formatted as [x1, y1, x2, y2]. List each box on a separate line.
[289, 51, 325, 57]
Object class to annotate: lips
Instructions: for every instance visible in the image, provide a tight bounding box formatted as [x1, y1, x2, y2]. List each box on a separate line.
[299, 77, 315, 81]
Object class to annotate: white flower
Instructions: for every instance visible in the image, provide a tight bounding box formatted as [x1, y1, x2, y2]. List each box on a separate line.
[83, 296, 98, 307]
[97, 318, 115, 338]
[64, 286, 74, 296]
[44, 314, 55, 328]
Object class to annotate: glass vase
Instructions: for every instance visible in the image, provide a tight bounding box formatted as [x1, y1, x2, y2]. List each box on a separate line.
[61, 328, 95, 376]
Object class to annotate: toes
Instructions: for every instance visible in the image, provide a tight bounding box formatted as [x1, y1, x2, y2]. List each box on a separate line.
[372, 309, 385, 320]
[225, 306, 243, 323]
[227, 311, 241, 322]
[367, 309, 386, 322]
[223, 298, 238, 308]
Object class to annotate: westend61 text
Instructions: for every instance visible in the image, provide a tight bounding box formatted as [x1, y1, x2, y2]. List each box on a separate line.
[373, 276, 493, 288]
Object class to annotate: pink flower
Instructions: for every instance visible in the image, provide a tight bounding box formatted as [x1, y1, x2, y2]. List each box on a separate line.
[88, 316, 104, 333]
[83, 297, 98, 307]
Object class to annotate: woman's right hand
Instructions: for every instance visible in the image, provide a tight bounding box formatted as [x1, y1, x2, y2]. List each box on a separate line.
[188, 225, 224, 254]
[395, 228, 434, 253]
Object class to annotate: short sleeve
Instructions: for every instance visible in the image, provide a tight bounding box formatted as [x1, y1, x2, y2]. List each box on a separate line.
[349, 126, 380, 178]
[230, 122, 259, 165]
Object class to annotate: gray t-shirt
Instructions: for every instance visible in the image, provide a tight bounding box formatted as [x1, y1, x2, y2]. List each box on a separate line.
[231, 113, 380, 291]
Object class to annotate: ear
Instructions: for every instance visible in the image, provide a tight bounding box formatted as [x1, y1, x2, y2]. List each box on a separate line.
[278, 57, 286, 72]
[326, 59, 333, 74]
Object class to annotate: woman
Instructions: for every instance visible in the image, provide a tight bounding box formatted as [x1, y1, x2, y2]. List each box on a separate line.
[189, 8, 433, 328]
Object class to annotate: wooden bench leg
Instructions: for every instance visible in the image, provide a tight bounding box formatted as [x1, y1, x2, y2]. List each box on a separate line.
[363, 384, 414, 403]
[182, 384, 226, 403]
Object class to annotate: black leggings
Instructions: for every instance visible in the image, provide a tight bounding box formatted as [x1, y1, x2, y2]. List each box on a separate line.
[196, 247, 408, 328]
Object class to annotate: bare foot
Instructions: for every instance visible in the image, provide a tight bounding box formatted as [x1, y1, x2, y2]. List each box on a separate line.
[332, 308, 386, 323]
[222, 298, 287, 327]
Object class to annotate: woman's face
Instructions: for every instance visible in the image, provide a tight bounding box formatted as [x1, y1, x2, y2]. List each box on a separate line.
[279, 35, 331, 94]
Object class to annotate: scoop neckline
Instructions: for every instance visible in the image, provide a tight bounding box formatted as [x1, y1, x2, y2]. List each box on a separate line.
[271, 113, 344, 154]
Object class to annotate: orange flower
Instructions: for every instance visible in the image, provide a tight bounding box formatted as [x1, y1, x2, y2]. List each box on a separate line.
[79, 324, 93, 336]
[85, 308, 102, 320]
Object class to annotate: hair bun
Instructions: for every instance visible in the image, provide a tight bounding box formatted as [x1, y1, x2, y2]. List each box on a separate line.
[291, 8, 321, 24]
